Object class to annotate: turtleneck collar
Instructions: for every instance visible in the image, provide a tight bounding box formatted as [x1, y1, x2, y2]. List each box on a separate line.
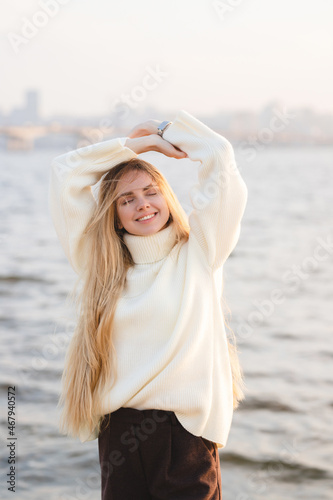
[123, 221, 177, 265]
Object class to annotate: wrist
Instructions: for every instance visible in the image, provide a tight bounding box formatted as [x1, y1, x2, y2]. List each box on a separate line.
[125, 136, 154, 155]
[124, 137, 142, 154]
[147, 119, 160, 135]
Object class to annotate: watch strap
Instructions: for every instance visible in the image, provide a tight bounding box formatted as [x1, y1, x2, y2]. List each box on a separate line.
[157, 120, 172, 137]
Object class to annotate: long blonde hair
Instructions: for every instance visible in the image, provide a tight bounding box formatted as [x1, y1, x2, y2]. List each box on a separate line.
[58, 158, 244, 439]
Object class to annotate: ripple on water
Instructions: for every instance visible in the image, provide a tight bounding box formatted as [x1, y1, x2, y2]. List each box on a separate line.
[220, 451, 331, 482]
[239, 398, 298, 413]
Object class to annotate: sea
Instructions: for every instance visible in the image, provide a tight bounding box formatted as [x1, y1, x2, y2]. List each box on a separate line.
[0, 141, 332, 499]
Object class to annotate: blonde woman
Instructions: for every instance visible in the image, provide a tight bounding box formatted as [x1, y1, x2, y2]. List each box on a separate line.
[49, 110, 248, 499]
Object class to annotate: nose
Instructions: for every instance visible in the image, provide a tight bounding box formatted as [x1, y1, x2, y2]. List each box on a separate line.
[136, 194, 151, 211]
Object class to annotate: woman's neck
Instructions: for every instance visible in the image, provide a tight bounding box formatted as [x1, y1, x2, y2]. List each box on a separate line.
[123, 222, 177, 265]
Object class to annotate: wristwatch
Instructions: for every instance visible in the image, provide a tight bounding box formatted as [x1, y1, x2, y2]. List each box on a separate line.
[157, 120, 172, 138]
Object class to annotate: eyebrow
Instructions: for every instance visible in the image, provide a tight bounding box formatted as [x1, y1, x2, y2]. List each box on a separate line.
[116, 183, 157, 200]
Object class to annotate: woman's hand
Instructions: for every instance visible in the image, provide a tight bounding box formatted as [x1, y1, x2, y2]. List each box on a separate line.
[125, 120, 187, 159]
[127, 120, 161, 138]
[125, 135, 187, 159]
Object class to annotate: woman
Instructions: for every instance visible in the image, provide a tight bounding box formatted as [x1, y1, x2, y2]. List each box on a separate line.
[49, 110, 248, 499]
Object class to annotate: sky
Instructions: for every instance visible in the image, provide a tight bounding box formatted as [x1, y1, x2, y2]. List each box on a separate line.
[1, 0, 333, 118]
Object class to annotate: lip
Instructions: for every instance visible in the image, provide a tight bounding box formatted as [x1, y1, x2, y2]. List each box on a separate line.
[136, 212, 158, 222]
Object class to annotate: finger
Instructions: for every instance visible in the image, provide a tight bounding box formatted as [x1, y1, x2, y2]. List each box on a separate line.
[127, 127, 137, 138]
[173, 146, 187, 157]
[167, 143, 187, 158]
[175, 149, 188, 158]
[128, 131, 140, 138]
[128, 127, 144, 139]
[164, 144, 187, 159]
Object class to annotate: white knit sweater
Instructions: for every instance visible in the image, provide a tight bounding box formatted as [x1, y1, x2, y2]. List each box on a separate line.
[49, 110, 248, 449]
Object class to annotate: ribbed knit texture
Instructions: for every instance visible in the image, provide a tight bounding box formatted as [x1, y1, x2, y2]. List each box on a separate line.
[48, 110, 248, 448]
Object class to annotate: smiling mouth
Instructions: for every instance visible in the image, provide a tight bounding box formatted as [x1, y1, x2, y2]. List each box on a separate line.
[136, 212, 158, 222]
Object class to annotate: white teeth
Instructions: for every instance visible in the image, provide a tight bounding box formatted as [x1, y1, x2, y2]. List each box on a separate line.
[137, 213, 156, 221]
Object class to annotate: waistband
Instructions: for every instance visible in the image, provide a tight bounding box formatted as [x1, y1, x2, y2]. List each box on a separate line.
[102, 407, 179, 426]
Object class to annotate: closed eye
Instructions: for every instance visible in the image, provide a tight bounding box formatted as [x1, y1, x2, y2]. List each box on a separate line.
[120, 189, 159, 205]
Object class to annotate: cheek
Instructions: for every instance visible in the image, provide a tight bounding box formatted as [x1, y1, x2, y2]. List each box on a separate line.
[161, 199, 170, 214]
[155, 194, 169, 213]
[116, 206, 129, 224]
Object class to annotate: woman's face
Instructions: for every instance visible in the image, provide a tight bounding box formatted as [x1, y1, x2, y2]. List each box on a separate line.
[115, 170, 170, 236]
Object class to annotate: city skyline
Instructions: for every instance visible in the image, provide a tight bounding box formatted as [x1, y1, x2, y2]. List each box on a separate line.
[1, 88, 332, 123]
[2, 0, 333, 119]
[1, 89, 332, 150]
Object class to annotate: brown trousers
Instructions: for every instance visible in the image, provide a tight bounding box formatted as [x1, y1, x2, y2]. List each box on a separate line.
[98, 407, 222, 499]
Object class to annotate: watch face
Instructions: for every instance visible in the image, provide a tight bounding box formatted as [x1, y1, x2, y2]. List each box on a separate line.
[158, 121, 171, 136]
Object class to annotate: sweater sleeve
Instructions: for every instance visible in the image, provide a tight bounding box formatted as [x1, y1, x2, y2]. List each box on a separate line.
[163, 110, 248, 270]
[48, 136, 138, 275]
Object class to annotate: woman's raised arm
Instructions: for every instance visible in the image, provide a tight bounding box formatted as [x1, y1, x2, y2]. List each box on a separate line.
[162, 110, 248, 270]
[48, 137, 137, 275]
